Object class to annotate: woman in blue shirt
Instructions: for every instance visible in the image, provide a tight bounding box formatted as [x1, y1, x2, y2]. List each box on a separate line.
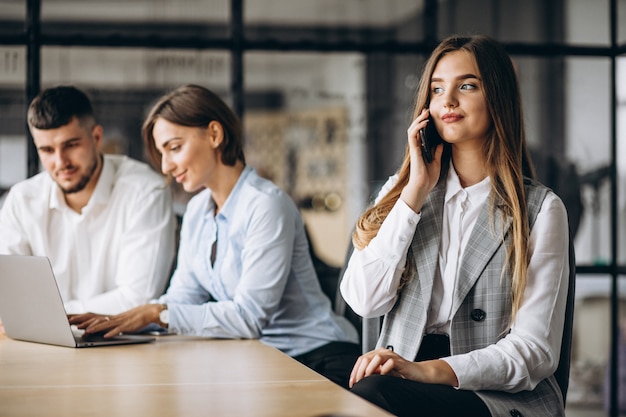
[70, 84, 360, 388]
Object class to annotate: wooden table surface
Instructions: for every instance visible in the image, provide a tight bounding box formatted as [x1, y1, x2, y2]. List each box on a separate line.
[0, 334, 392, 417]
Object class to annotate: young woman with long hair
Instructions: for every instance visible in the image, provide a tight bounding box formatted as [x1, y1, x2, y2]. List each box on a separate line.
[341, 34, 570, 417]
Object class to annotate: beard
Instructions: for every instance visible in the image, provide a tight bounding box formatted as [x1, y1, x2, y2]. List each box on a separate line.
[60, 155, 100, 195]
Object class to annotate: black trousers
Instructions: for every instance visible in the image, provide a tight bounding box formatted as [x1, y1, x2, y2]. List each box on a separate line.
[350, 334, 492, 417]
[293, 341, 361, 389]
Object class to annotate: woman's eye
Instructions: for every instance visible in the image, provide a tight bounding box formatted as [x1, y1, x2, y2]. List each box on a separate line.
[170, 145, 180, 152]
[460, 83, 477, 90]
[432, 86, 443, 94]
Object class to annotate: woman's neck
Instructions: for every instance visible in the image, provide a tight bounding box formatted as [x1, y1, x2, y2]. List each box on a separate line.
[211, 160, 245, 212]
[451, 148, 487, 188]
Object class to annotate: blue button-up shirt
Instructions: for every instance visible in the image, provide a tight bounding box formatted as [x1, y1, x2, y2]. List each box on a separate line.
[159, 166, 358, 356]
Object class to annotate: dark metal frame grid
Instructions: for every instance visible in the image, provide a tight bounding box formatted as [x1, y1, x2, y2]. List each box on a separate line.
[0, 0, 623, 414]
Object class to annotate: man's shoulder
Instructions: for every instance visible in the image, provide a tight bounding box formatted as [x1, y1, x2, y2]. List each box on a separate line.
[0, 173, 51, 216]
[5, 172, 51, 199]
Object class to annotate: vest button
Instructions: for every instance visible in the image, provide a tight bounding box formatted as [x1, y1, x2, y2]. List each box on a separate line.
[470, 309, 486, 321]
[509, 409, 523, 417]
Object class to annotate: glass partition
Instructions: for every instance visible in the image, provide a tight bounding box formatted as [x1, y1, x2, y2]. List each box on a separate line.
[0, 0, 25, 23]
[40, 0, 231, 41]
[569, 274, 626, 408]
[41, 0, 229, 23]
[244, 0, 425, 44]
[39, 46, 231, 214]
[243, 52, 367, 266]
[439, 0, 579, 44]
[618, 0, 626, 44]
[565, 0, 610, 45]
[0, 46, 27, 200]
[564, 57, 612, 265]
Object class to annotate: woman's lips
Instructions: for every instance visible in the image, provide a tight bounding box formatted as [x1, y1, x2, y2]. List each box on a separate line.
[441, 113, 463, 122]
[174, 172, 187, 183]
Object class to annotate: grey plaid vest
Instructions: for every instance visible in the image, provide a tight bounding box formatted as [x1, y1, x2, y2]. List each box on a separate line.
[377, 178, 565, 417]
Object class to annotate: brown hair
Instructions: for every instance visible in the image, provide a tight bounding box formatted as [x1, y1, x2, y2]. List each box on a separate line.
[28, 85, 96, 130]
[354, 34, 536, 324]
[142, 84, 245, 170]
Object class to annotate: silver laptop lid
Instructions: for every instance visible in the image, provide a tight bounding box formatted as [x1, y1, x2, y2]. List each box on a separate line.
[0, 254, 83, 347]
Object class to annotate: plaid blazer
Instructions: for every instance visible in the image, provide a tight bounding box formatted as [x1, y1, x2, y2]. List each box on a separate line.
[377, 177, 565, 417]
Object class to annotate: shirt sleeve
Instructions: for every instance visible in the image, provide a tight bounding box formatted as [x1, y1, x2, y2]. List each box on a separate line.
[340, 176, 421, 318]
[443, 191, 570, 392]
[65, 185, 176, 314]
[162, 193, 296, 339]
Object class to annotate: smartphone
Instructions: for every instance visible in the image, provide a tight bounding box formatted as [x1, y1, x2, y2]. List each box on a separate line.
[419, 118, 443, 163]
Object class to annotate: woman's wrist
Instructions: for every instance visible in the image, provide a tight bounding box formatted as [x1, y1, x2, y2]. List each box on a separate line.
[399, 186, 425, 214]
[412, 360, 459, 387]
[157, 304, 169, 328]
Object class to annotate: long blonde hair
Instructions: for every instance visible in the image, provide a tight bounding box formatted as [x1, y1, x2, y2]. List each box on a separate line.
[354, 34, 536, 324]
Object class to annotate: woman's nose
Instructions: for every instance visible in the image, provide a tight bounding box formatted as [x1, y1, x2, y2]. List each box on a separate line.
[161, 155, 174, 175]
[442, 89, 458, 109]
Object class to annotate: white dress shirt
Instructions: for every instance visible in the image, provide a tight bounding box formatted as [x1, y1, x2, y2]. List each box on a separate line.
[341, 164, 570, 391]
[0, 155, 177, 314]
[428, 167, 491, 334]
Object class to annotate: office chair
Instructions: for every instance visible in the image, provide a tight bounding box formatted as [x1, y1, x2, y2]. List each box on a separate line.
[555, 233, 576, 404]
[334, 239, 376, 352]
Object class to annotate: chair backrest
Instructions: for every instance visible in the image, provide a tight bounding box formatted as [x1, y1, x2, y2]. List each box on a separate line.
[305, 225, 342, 310]
[334, 238, 381, 353]
[334, 240, 366, 345]
[554, 233, 576, 404]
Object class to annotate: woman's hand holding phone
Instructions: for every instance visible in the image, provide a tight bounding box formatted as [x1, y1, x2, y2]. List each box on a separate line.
[401, 109, 444, 213]
[419, 115, 444, 164]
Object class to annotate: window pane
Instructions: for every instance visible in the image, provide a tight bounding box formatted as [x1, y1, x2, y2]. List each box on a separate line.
[440, 0, 585, 44]
[40, 0, 230, 40]
[365, 53, 425, 185]
[0, 46, 27, 197]
[564, 57, 612, 265]
[0, 0, 24, 35]
[565, 0, 610, 45]
[509, 56, 587, 255]
[506, 56, 613, 267]
[39, 46, 231, 214]
[40, 46, 231, 161]
[620, 0, 626, 44]
[41, 0, 229, 23]
[244, 0, 425, 43]
[568, 275, 626, 409]
[243, 52, 368, 266]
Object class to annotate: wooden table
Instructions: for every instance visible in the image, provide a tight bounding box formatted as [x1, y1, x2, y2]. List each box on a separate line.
[0, 334, 392, 417]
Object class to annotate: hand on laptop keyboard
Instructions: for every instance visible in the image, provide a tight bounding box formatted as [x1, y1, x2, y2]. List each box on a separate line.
[69, 304, 165, 338]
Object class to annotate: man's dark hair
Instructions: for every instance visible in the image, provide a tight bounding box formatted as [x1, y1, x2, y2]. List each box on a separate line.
[27, 86, 95, 129]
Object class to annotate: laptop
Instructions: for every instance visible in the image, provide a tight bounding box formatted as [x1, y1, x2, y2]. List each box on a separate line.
[0, 254, 155, 348]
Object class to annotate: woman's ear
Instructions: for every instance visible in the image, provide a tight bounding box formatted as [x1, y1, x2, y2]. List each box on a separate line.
[207, 121, 224, 149]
